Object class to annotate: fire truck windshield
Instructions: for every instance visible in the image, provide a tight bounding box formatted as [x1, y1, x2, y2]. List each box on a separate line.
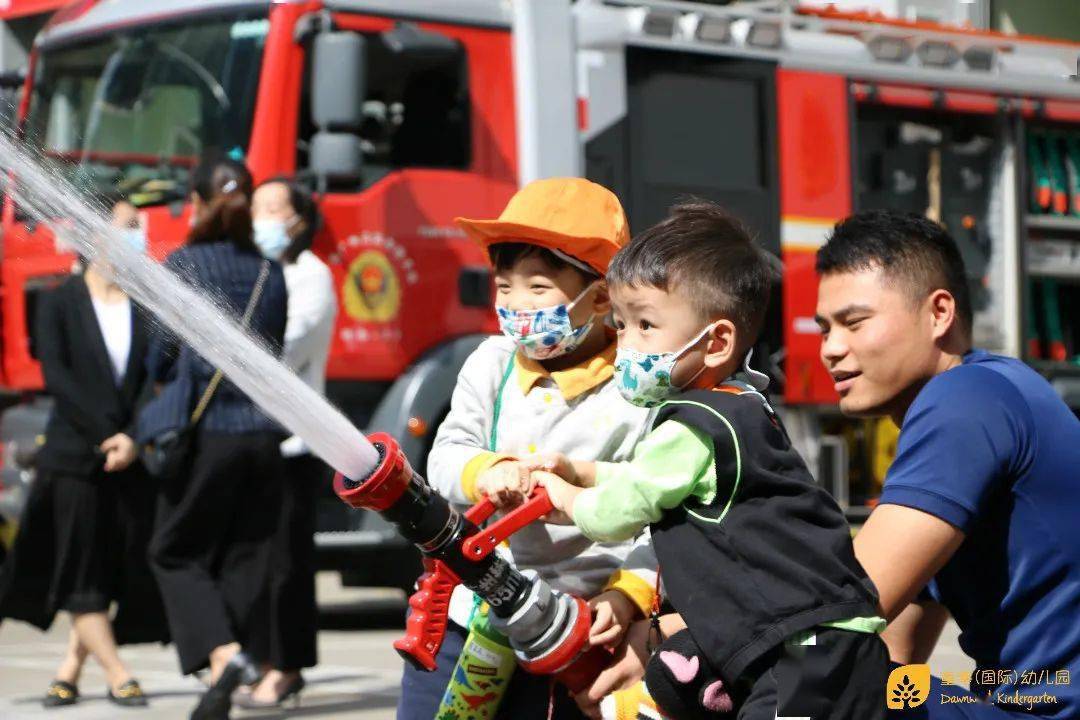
[23, 13, 269, 207]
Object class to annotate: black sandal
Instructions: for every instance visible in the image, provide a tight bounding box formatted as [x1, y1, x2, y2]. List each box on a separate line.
[43, 680, 79, 708]
[108, 679, 148, 707]
[190, 652, 259, 720]
[234, 674, 305, 709]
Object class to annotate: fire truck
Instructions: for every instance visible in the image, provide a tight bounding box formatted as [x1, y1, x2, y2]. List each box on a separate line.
[2, 0, 1080, 583]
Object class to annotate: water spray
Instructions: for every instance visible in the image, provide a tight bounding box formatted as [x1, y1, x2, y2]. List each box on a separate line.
[0, 132, 377, 480]
[0, 133, 608, 692]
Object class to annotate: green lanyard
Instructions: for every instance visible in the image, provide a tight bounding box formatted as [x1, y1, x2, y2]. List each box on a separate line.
[489, 357, 516, 451]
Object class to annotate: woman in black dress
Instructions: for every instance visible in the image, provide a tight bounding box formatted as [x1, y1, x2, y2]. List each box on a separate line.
[141, 157, 288, 720]
[0, 197, 166, 708]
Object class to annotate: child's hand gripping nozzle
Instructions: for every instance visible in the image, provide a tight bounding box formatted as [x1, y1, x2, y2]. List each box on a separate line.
[333, 433, 609, 693]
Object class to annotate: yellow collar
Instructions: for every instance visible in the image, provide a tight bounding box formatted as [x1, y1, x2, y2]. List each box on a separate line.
[514, 337, 617, 401]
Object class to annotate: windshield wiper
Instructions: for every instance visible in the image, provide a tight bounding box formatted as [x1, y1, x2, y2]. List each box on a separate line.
[156, 40, 230, 111]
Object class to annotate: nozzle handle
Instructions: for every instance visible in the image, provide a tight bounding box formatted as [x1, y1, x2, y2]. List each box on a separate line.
[393, 558, 460, 672]
[460, 488, 554, 561]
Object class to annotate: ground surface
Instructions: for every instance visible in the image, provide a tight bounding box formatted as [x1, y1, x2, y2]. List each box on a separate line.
[0, 574, 972, 719]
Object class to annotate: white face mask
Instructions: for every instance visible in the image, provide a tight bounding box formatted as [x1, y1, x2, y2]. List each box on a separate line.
[614, 323, 717, 408]
[253, 218, 292, 260]
[122, 227, 147, 254]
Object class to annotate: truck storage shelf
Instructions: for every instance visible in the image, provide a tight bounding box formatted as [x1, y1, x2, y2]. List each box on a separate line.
[1027, 359, 1080, 377]
[1027, 263, 1080, 280]
[1033, 367, 1080, 409]
[1026, 215, 1080, 233]
[1051, 380, 1080, 410]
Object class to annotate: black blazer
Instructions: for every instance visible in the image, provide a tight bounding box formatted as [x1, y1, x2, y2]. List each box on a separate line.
[36, 276, 153, 474]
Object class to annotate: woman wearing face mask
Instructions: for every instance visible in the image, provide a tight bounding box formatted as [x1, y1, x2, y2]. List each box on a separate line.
[238, 178, 335, 708]
[0, 195, 167, 709]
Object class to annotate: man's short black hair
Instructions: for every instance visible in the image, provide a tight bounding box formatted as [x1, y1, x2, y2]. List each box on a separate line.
[816, 210, 973, 337]
[489, 242, 597, 281]
[608, 200, 777, 347]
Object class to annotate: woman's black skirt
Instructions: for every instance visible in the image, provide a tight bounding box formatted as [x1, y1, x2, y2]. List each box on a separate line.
[0, 463, 168, 645]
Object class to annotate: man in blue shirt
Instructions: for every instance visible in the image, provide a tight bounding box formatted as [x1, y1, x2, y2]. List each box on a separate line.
[814, 210, 1080, 718]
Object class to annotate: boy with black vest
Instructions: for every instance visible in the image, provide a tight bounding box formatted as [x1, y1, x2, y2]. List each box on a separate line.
[532, 202, 889, 719]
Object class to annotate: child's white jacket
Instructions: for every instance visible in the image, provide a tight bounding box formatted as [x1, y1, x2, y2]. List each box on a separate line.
[428, 335, 658, 620]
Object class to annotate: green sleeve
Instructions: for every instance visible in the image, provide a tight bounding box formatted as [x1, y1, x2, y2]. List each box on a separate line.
[573, 420, 715, 542]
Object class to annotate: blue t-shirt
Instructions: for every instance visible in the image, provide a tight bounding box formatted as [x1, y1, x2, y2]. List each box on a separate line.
[880, 350, 1080, 719]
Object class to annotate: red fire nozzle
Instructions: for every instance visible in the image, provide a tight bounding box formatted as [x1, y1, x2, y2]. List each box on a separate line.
[332, 432, 411, 512]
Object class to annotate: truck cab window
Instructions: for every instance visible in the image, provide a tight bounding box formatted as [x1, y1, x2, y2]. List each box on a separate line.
[298, 27, 469, 188]
[25, 14, 268, 206]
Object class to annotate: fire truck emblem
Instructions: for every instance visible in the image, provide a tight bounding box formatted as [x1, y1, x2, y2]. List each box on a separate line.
[344, 250, 401, 322]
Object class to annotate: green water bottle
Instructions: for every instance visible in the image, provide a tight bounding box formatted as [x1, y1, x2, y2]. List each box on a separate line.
[437, 604, 517, 720]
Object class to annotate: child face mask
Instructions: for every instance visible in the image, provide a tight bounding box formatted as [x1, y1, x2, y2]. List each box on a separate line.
[615, 323, 717, 408]
[496, 282, 598, 360]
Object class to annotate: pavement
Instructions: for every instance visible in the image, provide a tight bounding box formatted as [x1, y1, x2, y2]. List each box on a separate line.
[0, 576, 406, 720]
[0, 574, 973, 720]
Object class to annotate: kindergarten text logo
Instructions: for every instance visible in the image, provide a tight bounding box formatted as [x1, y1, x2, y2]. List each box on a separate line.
[887, 664, 930, 710]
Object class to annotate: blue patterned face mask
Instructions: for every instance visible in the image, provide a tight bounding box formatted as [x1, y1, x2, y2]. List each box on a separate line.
[496, 283, 597, 360]
[615, 323, 717, 407]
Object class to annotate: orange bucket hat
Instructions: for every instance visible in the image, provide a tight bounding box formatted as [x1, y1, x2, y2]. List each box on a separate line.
[455, 177, 629, 275]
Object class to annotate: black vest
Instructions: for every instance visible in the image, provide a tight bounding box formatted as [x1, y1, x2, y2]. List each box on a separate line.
[651, 386, 880, 684]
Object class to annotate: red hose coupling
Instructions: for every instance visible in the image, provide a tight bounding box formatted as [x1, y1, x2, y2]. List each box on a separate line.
[556, 645, 612, 696]
[518, 596, 595, 679]
[333, 432, 412, 512]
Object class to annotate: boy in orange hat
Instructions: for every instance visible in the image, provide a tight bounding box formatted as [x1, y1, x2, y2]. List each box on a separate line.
[396, 178, 658, 720]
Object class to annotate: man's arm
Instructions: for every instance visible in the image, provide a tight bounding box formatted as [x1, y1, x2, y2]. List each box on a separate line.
[881, 599, 951, 664]
[854, 503, 965, 622]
